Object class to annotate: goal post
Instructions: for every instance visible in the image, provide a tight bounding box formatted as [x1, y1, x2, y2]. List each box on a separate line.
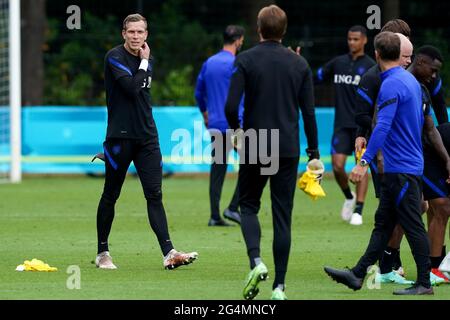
[0, 0, 21, 183]
[9, 0, 21, 183]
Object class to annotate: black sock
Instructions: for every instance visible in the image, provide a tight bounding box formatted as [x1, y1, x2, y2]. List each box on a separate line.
[354, 202, 364, 215]
[431, 256, 443, 269]
[97, 196, 115, 254]
[442, 245, 447, 259]
[392, 249, 402, 270]
[273, 272, 286, 290]
[379, 246, 397, 274]
[98, 242, 109, 254]
[342, 187, 354, 200]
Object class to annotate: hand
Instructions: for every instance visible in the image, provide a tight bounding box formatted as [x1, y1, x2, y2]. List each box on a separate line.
[355, 137, 367, 154]
[231, 128, 244, 151]
[445, 159, 450, 184]
[139, 42, 151, 60]
[306, 148, 320, 161]
[349, 164, 368, 184]
[287, 46, 301, 56]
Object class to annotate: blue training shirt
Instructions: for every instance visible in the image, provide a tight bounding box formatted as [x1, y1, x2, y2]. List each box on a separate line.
[195, 50, 244, 132]
[362, 66, 424, 175]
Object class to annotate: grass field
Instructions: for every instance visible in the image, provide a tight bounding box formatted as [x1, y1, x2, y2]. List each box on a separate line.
[0, 175, 449, 300]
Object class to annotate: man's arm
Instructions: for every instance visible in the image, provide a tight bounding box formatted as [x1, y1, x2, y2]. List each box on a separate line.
[313, 58, 335, 85]
[350, 84, 398, 183]
[225, 60, 245, 130]
[355, 72, 379, 138]
[430, 78, 448, 124]
[194, 63, 208, 127]
[298, 64, 319, 160]
[195, 63, 208, 113]
[354, 73, 380, 154]
[424, 115, 450, 168]
[108, 43, 150, 97]
[361, 86, 399, 164]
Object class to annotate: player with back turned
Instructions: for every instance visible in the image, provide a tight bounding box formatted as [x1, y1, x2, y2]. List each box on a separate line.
[225, 5, 319, 300]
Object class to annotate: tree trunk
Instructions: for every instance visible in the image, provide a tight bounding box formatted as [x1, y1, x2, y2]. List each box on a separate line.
[21, 0, 46, 106]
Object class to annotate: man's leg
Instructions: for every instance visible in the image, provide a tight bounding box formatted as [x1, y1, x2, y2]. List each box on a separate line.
[209, 162, 229, 220]
[423, 163, 450, 281]
[134, 141, 173, 257]
[379, 225, 404, 273]
[332, 153, 351, 197]
[324, 174, 397, 290]
[97, 139, 132, 255]
[239, 163, 270, 268]
[228, 175, 240, 213]
[224, 142, 241, 224]
[351, 174, 398, 278]
[269, 157, 298, 291]
[428, 198, 450, 273]
[355, 171, 369, 215]
[239, 162, 270, 299]
[396, 175, 431, 288]
[209, 133, 230, 224]
[333, 153, 357, 222]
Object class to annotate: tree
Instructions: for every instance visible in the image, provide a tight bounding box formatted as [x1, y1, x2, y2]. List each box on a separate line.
[21, 0, 46, 105]
[244, 0, 276, 43]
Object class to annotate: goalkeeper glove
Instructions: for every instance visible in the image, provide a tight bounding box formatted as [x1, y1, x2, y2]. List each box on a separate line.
[306, 148, 320, 162]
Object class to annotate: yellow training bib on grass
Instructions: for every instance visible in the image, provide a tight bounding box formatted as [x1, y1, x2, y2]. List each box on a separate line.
[16, 259, 58, 272]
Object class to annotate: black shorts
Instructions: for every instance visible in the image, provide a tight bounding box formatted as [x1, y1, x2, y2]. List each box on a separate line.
[422, 156, 450, 201]
[103, 138, 163, 199]
[331, 128, 356, 156]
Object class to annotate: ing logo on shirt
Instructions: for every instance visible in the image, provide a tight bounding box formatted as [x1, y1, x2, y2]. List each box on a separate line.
[141, 76, 152, 89]
[334, 74, 361, 86]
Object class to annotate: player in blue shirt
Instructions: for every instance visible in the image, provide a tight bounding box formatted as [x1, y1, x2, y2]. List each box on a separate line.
[195, 25, 245, 226]
[324, 32, 433, 295]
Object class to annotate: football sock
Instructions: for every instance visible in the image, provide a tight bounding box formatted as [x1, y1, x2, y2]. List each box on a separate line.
[379, 246, 397, 274]
[442, 245, 447, 259]
[97, 196, 115, 254]
[431, 256, 443, 269]
[274, 283, 285, 291]
[354, 202, 364, 215]
[146, 199, 173, 257]
[98, 241, 109, 254]
[273, 271, 286, 289]
[392, 248, 402, 271]
[342, 187, 354, 200]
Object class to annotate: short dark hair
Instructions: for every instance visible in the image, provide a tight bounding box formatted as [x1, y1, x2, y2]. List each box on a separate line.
[223, 25, 245, 45]
[257, 5, 287, 40]
[348, 25, 367, 36]
[374, 31, 401, 61]
[416, 45, 443, 63]
[123, 13, 147, 31]
[381, 19, 411, 38]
